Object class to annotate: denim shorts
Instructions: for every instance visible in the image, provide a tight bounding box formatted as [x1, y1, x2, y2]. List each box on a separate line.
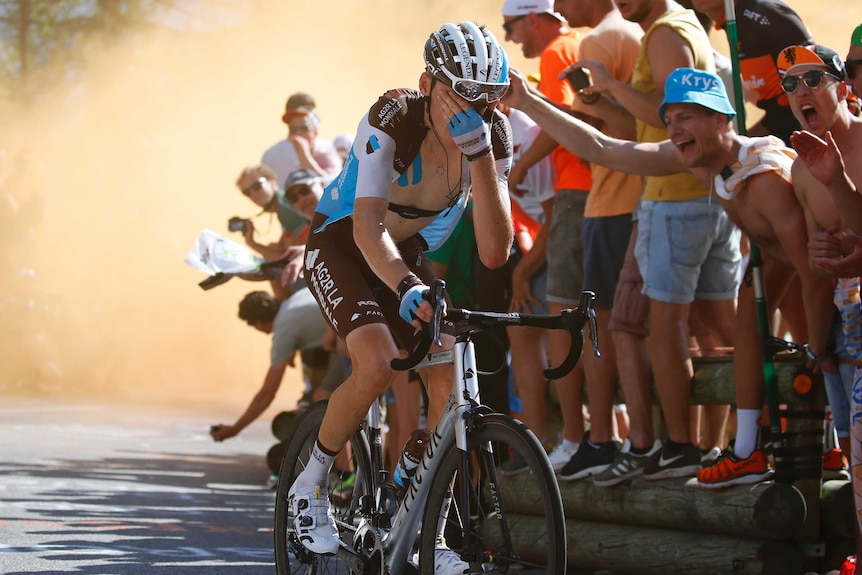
[547, 189, 588, 305]
[825, 323, 854, 438]
[634, 198, 741, 304]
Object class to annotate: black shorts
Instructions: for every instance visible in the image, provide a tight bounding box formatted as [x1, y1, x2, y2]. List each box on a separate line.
[304, 213, 439, 351]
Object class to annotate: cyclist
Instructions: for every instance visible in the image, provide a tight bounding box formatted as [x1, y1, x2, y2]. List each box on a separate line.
[287, 21, 514, 568]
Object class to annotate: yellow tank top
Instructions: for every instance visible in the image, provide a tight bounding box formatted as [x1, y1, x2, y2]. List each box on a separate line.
[633, 9, 715, 202]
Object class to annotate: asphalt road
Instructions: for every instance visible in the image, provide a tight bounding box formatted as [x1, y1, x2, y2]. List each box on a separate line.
[0, 396, 280, 575]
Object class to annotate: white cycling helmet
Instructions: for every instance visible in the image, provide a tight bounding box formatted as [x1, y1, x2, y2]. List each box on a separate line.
[424, 21, 510, 103]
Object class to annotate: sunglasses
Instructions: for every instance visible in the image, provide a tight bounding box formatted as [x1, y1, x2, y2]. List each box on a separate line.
[846, 59, 862, 80]
[242, 177, 267, 196]
[286, 185, 314, 203]
[434, 67, 509, 103]
[780, 69, 843, 94]
[502, 14, 527, 36]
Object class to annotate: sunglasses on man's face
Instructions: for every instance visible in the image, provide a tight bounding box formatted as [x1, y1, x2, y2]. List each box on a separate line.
[780, 69, 843, 94]
[502, 13, 527, 36]
[846, 59, 862, 80]
[242, 177, 267, 196]
[286, 185, 314, 204]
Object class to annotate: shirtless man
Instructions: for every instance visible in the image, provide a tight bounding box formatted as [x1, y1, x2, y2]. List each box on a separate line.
[781, 42, 862, 574]
[286, 23, 513, 572]
[503, 65, 836, 487]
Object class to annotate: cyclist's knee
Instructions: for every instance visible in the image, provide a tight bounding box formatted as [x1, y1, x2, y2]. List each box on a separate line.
[351, 355, 398, 397]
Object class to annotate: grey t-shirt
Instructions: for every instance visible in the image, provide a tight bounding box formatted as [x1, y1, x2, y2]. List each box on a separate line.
[270, 286, 329, 365]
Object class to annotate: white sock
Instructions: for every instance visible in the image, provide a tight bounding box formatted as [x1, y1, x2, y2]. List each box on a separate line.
[734, 409, 761, 459]
[561, 438, 580, 452]
[436, 490, 453, 544]
[295, 440, 336, 490]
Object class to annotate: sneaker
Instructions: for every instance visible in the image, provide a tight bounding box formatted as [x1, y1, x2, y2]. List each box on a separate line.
[410, 539, 469, 575]
[840, 555, 857, 575]
[559, 433, 619, 481]
[593, 439, 661, 487]
[547, 441, 578, 473]
[288, 483, 340, 554]
[499, 439, 553, 477]
[642, 442, 702, 481]
[700, 447, 722, 466]
[697, 446, 774, 489]
[823, 448, 850, 480]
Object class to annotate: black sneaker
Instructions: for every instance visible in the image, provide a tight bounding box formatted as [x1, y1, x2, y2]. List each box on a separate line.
[642, 441, 702, 480]
[559, 434, 619, 481]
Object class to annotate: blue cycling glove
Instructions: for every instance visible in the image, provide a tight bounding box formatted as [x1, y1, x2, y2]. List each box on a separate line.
[399, 284, 429, 324]
[447, 107, 491, 161]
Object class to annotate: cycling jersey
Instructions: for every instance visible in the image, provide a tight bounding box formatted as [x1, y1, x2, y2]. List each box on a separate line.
[313, 88, 513, 252]
[715, 0, 811, 143]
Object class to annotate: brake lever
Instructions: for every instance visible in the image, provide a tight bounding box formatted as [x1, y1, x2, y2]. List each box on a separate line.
[587, 307, 600, 358]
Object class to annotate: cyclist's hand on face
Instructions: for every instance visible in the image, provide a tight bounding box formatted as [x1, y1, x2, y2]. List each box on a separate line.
[438, 90, 491, 161]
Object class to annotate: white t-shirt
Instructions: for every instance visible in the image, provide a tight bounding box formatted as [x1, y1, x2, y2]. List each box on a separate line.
[261, 138, 341, 188]
[507, 108, 556, 225]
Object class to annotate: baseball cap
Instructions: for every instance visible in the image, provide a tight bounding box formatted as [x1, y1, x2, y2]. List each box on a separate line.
[776, 44, 846, 80]
[658, 68, 737, 125]
[285, 92, 316, 111]
[284, 168, 320, 192]
[502, 0, 564, 20]
[851, 24, 862, 48]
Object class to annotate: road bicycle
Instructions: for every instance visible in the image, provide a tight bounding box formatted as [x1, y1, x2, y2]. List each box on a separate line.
[274, 280, 598, 574]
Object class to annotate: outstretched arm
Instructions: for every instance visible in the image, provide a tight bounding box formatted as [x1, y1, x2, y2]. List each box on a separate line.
[211, 360, 288, 441]
[503, 69, 685, 177]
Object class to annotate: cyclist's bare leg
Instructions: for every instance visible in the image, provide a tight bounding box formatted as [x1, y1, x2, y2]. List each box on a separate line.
[316, 323, 401, 454]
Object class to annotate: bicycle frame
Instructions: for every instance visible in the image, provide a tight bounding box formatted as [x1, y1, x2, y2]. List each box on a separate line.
[382, 336, 477, 574]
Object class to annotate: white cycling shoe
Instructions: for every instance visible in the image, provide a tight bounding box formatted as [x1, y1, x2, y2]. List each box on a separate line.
[410, 540, 470, 574]
[288, 483, 340, 555]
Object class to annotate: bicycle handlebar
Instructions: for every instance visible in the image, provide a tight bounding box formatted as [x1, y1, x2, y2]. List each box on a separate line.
[390, 279, 598, 380]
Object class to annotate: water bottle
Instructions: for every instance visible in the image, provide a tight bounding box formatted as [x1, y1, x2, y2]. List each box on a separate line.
[393, 428, 432, 496]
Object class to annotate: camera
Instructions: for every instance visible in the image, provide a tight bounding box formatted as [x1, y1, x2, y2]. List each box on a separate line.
[566, 67, 591, 92]
[228, 216, 248, 232]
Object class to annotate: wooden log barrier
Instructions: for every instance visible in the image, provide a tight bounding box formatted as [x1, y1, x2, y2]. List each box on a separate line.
[689, 353, 814, 405]
[581, 354, 815, 406]
[500, 475, 806, 540]
[482, 515, 802, 575]
[821, 479, 856, 539]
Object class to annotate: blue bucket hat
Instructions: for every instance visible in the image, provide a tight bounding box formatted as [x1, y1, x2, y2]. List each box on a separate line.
[659, 68, 737, 126]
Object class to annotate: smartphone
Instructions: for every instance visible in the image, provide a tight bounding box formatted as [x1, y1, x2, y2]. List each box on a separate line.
[228, 217, 247, 232]
[566, 67, 590, 92]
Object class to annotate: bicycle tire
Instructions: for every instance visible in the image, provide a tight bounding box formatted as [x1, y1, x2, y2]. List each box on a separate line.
[274, 400, 374, 575]
[418, 414, 566, 574]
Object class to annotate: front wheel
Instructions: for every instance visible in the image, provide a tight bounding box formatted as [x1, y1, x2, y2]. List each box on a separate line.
[418, 414, 566, 574]
[274, 400, 373, 575]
